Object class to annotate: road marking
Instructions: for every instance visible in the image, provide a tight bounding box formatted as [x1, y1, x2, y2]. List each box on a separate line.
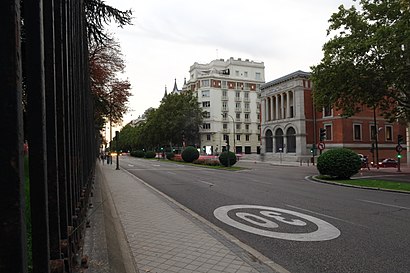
[286, 205, 368, 228]
[214, 205, 340, 241]
[358, 199, 410, 210]
[166, 171, 177, 175]
[127, 164, 134, 167]
[196, 180, 215, 186]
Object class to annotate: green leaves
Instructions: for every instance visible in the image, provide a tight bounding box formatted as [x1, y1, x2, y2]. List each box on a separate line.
[312, 0, 410, 122]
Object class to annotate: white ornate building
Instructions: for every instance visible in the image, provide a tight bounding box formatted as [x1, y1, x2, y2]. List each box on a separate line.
[260, 70, 312, 162]
[183, 57, 265, 155]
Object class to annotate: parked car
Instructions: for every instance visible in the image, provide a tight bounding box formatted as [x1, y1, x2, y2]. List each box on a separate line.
[378, 158, 398, 168]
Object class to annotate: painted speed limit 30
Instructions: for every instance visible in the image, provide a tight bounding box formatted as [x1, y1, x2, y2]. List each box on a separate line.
[214, 205, 340, 242]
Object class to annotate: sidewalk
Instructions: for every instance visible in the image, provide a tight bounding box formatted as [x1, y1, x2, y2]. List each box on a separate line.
[83, 162, 287, 273]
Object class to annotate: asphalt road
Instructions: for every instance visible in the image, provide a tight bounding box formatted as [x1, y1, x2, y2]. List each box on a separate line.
[119, 156, 410, 273]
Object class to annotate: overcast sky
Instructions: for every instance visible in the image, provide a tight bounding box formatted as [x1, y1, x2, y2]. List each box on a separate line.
[105, 0, 356, 126]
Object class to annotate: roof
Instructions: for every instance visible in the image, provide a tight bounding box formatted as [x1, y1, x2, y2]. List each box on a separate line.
[261, 70, 310, 90]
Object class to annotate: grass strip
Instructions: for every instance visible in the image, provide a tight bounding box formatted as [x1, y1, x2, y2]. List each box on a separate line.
[317, 175, 410, 192]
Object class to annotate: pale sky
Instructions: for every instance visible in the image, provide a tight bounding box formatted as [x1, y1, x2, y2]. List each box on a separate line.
[105, 0, 356, 127]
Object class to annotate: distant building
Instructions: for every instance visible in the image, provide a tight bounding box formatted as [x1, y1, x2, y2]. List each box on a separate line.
[260, 70, 407, 164]
[183, 57, 265, 155]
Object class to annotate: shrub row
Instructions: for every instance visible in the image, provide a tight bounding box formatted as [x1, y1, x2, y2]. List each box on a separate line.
[130, 146, 238, 167]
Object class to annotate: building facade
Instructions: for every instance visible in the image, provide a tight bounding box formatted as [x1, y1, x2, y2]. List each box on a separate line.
[183, 57, 265, 155]
[260, 71, 407, 164]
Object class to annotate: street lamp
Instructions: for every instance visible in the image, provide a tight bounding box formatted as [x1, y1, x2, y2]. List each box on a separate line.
[222, 113, 235, 153]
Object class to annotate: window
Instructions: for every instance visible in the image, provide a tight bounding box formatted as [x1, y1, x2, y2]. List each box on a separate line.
[235, 70, 239, 76]
[202, 123, 210, 129]
[246, 135, 250, 141]
[202, 101, 210, 107]
[236, 124, 241, 130]
[244, 92, 249, 98]
[206, 134, 211, 141]
[370, 125, 379, 140]
[223, 134, 229, 141]
[244, 71, 248, 77]
[222, 90, 227, 97]
[323, 105, 332, 117]
[255, 72, 261, 80]
[385, 125, 393, 141]
[223, 123, 228, 129]
[245, 124, 249, 130]
[222, 101, 227, 109]
[236, 113, 241, 119]
[221, 81, 227, 88]
[203, 111, 210, 118]
[265, 130, 273, 152]
[245, 113, 249, 120]
[325, 124, 332, 140]
[286, 127, 296, 153]
[235, 91, 240, 98]
[236, 102, 241, 108]
[353, 124, 362, 141]
[245, 103, 250, 111]
[237, 134, 241, 141]
[201, 80, 210, 87]
[202, 90, 209, 97]
[275, 129, 284, 152]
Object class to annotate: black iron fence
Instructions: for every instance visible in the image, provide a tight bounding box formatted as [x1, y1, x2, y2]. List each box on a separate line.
[1, 0, 97, 272]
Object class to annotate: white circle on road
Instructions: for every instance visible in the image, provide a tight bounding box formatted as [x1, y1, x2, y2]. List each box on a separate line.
[214, 205, 340, 241]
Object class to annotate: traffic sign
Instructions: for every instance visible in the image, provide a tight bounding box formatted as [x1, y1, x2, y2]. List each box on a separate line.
[396, 144, 403, 153]
[317, 142, 325, 150]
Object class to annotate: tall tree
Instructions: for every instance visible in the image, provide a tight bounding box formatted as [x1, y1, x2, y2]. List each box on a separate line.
[89, 36, 132, 130]
[85, 0, 132, 45]
[311, 0, 410, 122]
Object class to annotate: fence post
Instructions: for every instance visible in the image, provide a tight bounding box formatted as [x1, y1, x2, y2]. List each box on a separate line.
[0, 0, 28, 272]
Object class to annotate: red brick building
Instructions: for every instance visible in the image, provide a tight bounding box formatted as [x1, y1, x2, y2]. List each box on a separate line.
[260, 70, 407, 164]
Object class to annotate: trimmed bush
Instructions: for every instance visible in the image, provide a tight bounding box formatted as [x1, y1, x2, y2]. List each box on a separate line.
[130, 150, 145, 158]
[181, 146, 199, 163]
[145, 151, 156, 159]
[166, 152, 175, 160]
[219, 151, 237, 167]
[317, 148, 361, 179]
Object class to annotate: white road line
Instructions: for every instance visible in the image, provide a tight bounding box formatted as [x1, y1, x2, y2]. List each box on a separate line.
[166, 171, 177, 175]
[196, 180, 215, 186]
[286, 204, 368, 228]
[358, 199, 410, 210]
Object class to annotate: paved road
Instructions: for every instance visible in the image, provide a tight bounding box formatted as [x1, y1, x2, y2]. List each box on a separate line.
[119, 156, 410, 273]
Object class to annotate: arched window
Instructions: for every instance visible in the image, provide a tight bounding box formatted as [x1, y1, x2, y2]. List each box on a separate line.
[265, 130, 273, 153]
[286, 127, 296, 153]
[275, 128, 284, 152]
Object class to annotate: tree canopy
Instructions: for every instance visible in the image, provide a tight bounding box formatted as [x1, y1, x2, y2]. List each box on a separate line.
[116, 92, 203, 151]
[311, 0, 410, 122]
[89, 35, 132, 130]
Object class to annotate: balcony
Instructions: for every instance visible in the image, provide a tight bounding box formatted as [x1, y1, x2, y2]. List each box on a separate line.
[235, 97, 242, 102]
[221, 96, 228, 101]
[243, 97, 250, 102]
[221, 107, 229, 112]
[235, 108, 242, 112]
[244, 108, 251, 113]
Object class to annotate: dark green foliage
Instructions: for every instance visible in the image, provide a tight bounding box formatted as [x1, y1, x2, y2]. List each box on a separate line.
[145, 151, 156, 159]
[219, 151, 237, 167]
[181, 146, 199, 163]
[166, 152, 175, 160]
[130, 150, 145, 158]
[317, 148, 361, 179]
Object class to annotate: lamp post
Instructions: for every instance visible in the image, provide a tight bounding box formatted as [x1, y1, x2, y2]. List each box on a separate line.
[221, 113, 236, 153]
[115, 130, 120, 170]
[227, 114, 235, 153]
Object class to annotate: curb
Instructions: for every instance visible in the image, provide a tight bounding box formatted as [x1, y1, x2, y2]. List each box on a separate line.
[307, 175, 410, 195]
